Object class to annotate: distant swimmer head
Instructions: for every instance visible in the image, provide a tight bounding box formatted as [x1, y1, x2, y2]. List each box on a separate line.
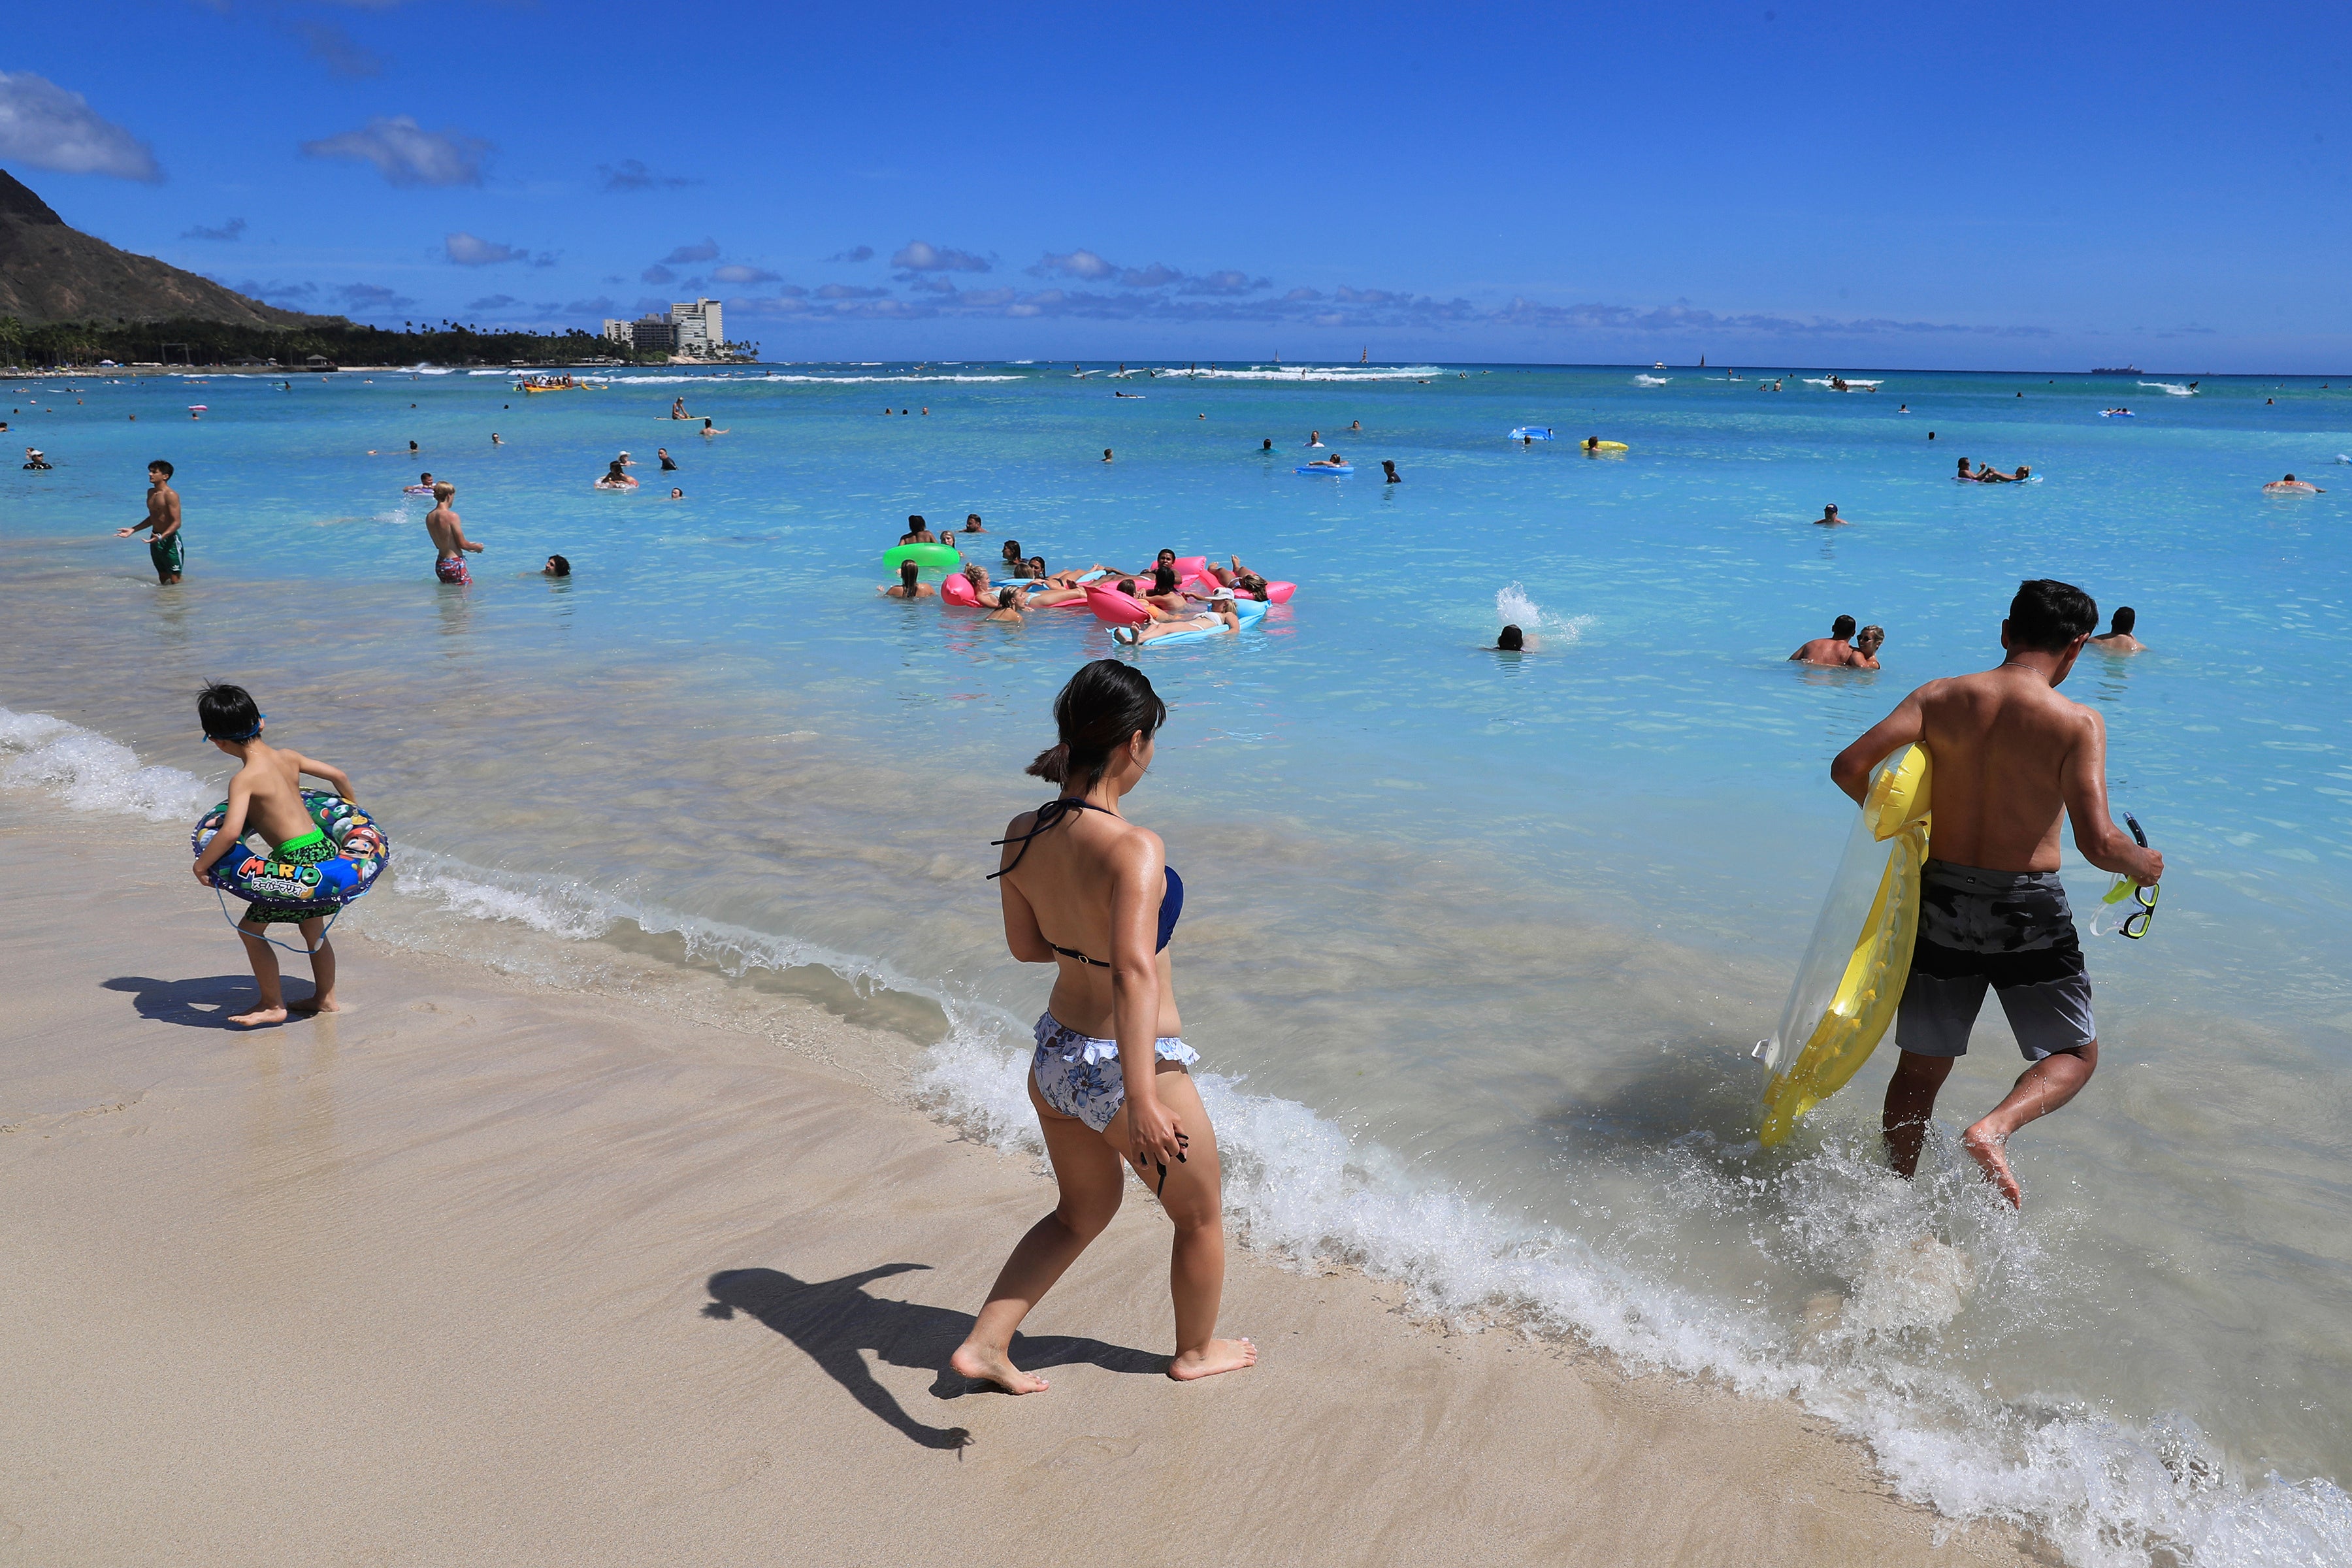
[1002, 539, 1022, 563]
[2006, 578, 2099, 653]
[998, 588, 1018, 608]
[1154, 565, 1178, 594]
[966, 514, 984, 531]
[419, 471, 433, 484]
[1118, 578, 1139, 598]
[1833, 614, 1857, 640]
[1496, 624, 1525, 651]
[909, 514, 926, 531]
[2014, 465, 2031, 479]
[1028, 660, 1168, 785]
[1857, 625, 1886, 653]
[197, 681, 263, 745]
[900, 560, 919, 591]
[1262, 438, 1273, 450]
[544, 554, 570, 578]
[2110, 606, 2136, 634]
[1157, 549, 1177, 568]
[669, 487, 683, 498]
[1029, 556, 1047, 577]
[1382, 460, 1400, 482]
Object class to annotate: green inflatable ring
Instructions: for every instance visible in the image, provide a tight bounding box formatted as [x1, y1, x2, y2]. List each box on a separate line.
[885, 542, 963, 574]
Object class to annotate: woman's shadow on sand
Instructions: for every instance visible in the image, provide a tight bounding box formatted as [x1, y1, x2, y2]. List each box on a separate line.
[702, 1265, 1164, 1451]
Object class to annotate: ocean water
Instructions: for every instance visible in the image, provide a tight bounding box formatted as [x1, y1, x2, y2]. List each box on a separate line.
[5, 360, 2351, 1564]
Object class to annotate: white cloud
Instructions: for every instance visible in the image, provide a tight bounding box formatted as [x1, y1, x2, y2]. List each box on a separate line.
[892, 239, 990, 272]
[182, 217, 247, 241]
[465, 293, 521, 312]
[662, 238, 719, 264]
[0, 71, 161, 182]
[1030, 248, 1114, 280]
[825, 244, 874, 263]
[711, 263, 778, 284]
[641, 265, 676, 285]
[446, 231, 527, 266]
[301, 115, 489, 187]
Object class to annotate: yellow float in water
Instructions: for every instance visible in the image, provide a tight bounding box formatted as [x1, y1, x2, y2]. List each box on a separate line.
[1757, 743, 1933, 1146]
[1580, 438, 1629, 453]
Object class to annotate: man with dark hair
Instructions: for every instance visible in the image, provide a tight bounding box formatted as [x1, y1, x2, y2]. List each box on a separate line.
[1831, 579, 2163, 1207]
[1790, 615, 1861, 666]
[115, 459, 183, 583]
[899, 515, 936, 544]
[2089, 606, 2144, 653]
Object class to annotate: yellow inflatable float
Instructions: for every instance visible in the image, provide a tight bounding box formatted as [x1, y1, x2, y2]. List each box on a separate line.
[1757, 743, 1933, 1146]
[1580, 438, 1629, 453]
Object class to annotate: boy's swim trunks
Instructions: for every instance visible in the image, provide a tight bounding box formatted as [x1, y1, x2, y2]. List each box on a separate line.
[1895, 859, 2095, 1060]
[149, 532, 183, 580]
[435, 555, 472, 585]
[242, 828, 341, 925]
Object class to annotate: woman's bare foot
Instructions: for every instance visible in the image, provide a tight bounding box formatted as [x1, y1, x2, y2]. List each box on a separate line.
[1961, 1122, 2023, 1209]
[949, 1341, 1050, 1394]
[287, 997, 341, 1017]
[1168, 1337, 1256, 1380]
[228, 1005, 287, 1028]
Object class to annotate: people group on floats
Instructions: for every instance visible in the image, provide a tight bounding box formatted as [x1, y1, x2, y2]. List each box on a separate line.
[881, 515, 1280, 634]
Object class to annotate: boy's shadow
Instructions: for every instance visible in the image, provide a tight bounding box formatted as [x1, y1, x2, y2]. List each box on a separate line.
[702, 1265, 1164, 1450]
[102, 975, 312, 1030]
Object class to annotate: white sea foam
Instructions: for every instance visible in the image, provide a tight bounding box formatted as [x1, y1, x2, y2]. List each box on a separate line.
[0, 709, 212, 820]
[6, 700, 2349, 1566]
[1634, 374, 1671, 385]
[1494, 583, 1593, 644]
[1143, 365, 1447, 383]
[609, 372, 1022, 386]
[2138, 381, 2197, 397]
[1802, 376, 1883, 389]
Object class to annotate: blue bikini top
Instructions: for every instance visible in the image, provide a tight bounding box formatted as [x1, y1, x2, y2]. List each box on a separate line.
[988, 798, 1183, 966]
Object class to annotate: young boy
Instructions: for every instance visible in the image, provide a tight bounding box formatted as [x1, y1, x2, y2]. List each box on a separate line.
[189, 684, 355, 1027]
[116, 459, 184, 583]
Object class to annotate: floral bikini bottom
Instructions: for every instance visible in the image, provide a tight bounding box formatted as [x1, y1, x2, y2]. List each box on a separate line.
[1030, 1011, 1198, 1132]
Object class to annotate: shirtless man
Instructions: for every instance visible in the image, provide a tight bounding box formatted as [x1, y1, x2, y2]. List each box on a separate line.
[900, 515, 937, 544]
[1814, 503, 1848, 526]
[425, 482, 483, 584]
[2264, 473, 2323, 494]
[1830, 580, 2163, 1207]
[2089, 606, 2144, 653]
[1790, 615, 1861, 666]
[116, 459, 184, 583]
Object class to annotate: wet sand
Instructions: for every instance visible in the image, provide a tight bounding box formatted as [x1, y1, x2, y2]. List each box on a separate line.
[0, 813, 2031, 1567]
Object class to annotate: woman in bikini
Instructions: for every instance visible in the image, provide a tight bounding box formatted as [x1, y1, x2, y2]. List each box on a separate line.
[951, 662, 1255, 1392]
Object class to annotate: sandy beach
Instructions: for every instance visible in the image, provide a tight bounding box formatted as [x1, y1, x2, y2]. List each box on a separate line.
[0, 809, 2035, 1566]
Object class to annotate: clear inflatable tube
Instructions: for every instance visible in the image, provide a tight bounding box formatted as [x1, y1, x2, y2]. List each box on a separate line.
[1757, 745, 1932, 1147]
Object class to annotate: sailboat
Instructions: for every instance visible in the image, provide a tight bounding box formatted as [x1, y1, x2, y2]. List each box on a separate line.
[1360, 346, 1368, 364]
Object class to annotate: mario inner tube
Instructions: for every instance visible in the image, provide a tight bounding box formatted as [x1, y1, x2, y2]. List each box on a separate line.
[192, 789, 391, 913]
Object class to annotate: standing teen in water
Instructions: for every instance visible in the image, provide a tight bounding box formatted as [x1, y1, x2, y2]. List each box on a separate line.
[952, 662, 1255, 1391]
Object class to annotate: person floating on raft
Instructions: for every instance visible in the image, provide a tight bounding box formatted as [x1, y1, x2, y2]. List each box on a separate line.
[189, 684, 381, 1028]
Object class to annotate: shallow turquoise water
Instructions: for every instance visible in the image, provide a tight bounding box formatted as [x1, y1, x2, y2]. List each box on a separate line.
[5, 361, 2350, 1563]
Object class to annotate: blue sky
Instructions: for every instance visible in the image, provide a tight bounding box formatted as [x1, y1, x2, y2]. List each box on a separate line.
[6, 1, 2349, 369]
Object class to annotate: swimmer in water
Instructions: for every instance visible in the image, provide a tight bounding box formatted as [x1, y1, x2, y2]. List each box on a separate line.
[425, 482, 482, 583]
[983, 587, 1027, 623]
[1976, 463, 2029, 483]
[901, 515, 937, 544]
[1791, 615, 1862, 666]
[1302, 451, 1347, 469]
[1307, 431, 1323, 446]
[1350, 420, 1361, 431]
[1002, 539, 1025, 571]
[669, 487, 683, 498]
[964, 514, 987, 533]
[1102, 448, 1114, 463]
[1852, 625, 1886, 670]
[1261, 438, 1273, 451]
[1815, 503, 1849, 526]
[702, 418, 727, 436]
[1957, 457, 1977, 482]
[544, 555, 570, 578]
[1143, 566, 1188, 614]
[880, 561, 936, 599]
[659, 448, 678, 471]
[2264, 474, 2324, 494]
[2089, 606, 2144, 653]
[1382, 460, 1401, 483]
[1495, 624, 1526, 651]
[491, 432, 503, 446]
[595, 461, 638, 490]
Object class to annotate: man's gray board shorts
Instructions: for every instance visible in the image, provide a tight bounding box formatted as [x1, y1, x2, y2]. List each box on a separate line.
[1895, 859, 2096, 1060]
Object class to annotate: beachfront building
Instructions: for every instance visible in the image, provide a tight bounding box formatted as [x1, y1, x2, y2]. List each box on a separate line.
[600, 318, 631, 347]
[671, 298, 723, 358]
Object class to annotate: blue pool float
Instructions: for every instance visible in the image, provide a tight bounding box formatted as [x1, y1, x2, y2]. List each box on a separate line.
[1295, 463, 1353, 476]
[1509, 427, 1555, 440]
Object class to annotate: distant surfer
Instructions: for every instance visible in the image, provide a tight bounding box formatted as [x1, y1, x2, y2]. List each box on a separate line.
[1829, 580, 2163, 1208]
[1790, 615, 1862, 666]
[2088, 606, 2144, 653]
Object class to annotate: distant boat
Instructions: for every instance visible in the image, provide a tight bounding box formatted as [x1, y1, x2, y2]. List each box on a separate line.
[1653, 361, 1667, 369]
[2091, 365, 2140, 376]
